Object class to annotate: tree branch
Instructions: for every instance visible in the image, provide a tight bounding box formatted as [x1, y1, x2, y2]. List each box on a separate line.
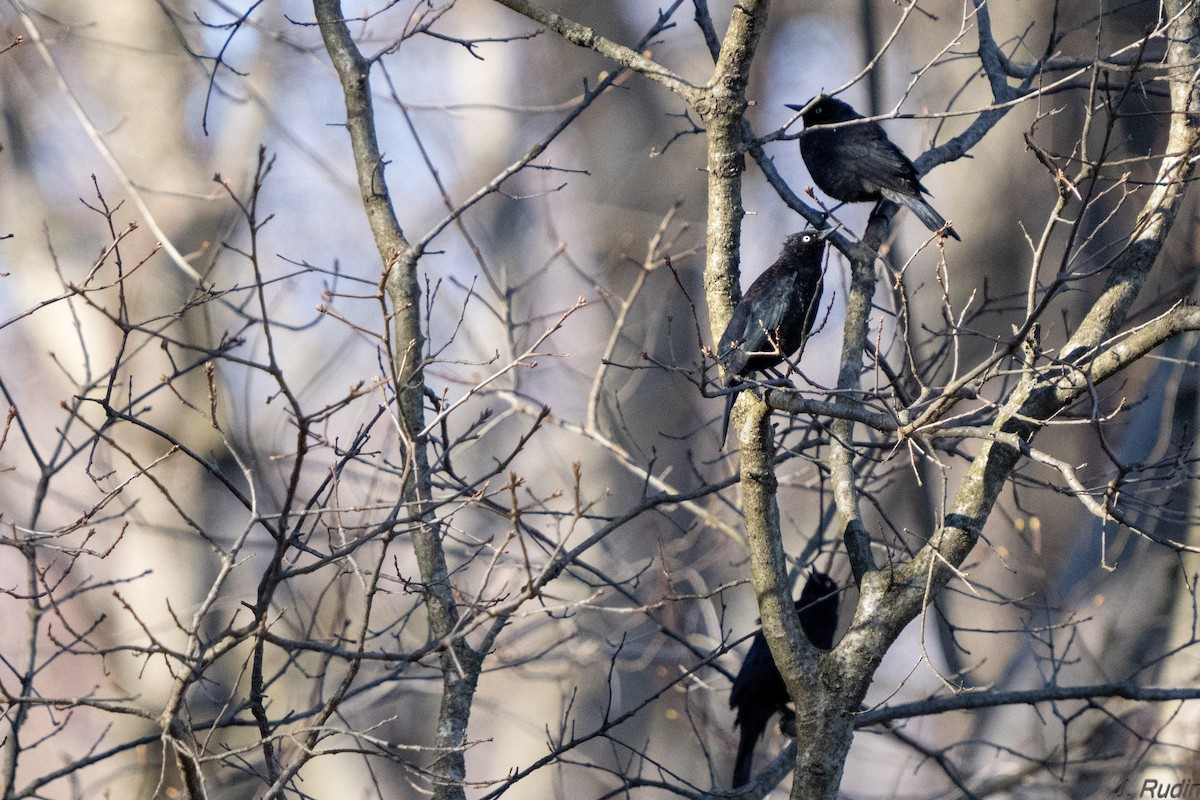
[489, 0, 703, 104]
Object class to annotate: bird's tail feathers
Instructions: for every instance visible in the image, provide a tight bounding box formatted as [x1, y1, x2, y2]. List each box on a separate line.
[720, 387, 739, 448]
[733, 714, 769, 787]
[881, 188, 961, 241]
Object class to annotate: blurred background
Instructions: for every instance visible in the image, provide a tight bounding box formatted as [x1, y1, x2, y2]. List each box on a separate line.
[1, 1, 1198, 797]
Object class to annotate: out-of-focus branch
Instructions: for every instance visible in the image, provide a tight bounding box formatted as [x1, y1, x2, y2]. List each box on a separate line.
[586, 203, 684, 435]
[411, 67, 631, 254]
[10, 0, 208, 284]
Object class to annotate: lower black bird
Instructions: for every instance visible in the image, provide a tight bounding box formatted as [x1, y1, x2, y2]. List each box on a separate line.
[729, 569, 839, 788]
[789, 94, 960, 241]
[716, 230, 827, 446]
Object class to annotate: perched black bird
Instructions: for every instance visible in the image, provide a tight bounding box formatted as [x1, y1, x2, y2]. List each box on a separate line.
[716, 230, 827, 446]
[789, 95, 960, 241]
[729, 570, 839, 788]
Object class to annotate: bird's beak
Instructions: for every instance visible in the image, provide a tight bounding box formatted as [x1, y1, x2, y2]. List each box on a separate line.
[817, 227, 836, 240]
[785, 99, 819, 115]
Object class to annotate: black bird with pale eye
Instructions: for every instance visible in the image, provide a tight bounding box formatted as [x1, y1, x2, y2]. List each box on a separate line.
[789, 94, 960, 241]
[716, 230, 827, 446]
[729, 569, 840, 788]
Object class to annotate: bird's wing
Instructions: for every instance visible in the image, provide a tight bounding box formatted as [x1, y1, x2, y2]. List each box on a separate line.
[717, 303, 753, 376]
[719, 271, 797, 366]
[728, 635, 773, 709]
[845, 125, 926, 197]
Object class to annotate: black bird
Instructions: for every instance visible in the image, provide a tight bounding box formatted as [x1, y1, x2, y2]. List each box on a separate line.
[716, 230, 827, 446]
[729, 570, 840, 788]
[789, 95, 960, 241]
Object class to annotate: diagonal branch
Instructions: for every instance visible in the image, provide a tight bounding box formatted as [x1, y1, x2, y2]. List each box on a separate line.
[490, 0, 703, 104]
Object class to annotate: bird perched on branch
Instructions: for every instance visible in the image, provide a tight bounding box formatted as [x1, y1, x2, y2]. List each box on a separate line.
[789, 94, 960, 241]
[716, 230, 828, 446]
[729, 570, 840, 788]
